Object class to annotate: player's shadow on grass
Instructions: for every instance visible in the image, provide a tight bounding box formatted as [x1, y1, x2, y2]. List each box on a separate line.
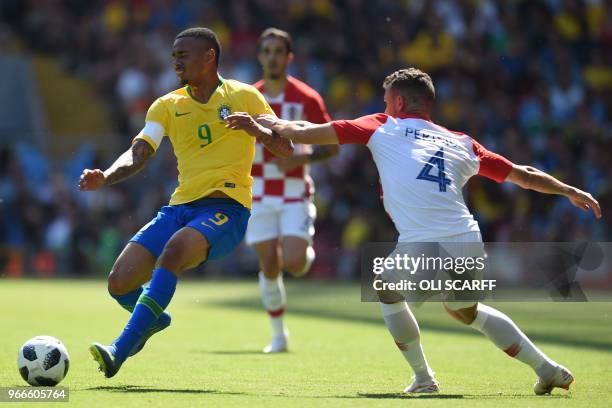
[87, 385, 244, 395]
[353, 392, 570, 400]
[355, 392, 463, 399]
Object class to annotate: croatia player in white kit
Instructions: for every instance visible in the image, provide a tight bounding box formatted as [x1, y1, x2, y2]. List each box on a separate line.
[247, 68, 602, 394]
[248, 28, 338, 353]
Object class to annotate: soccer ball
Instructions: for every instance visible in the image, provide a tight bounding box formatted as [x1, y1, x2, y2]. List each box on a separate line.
[17, 336, 70, 386]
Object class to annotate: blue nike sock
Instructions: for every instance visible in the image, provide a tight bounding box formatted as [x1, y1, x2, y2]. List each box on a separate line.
[112, 267, 178, 361]
[110, 287, 143, 313]
[110, 286, 170, 331]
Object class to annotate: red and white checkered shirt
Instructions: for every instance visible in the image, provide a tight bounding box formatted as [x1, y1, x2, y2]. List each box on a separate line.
[251, 76, 331, 204]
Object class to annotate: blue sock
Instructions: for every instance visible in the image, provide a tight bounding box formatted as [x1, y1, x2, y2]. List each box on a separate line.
[109, 285, 171, 331]
[110, 287, 143, 313]
[112, 267, 177, 361]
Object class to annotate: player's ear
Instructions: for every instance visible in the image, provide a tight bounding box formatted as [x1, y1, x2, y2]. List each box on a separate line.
[287, 52, 295, 64]
[396, 95, 406, 112]
[206, 48, 216, 65]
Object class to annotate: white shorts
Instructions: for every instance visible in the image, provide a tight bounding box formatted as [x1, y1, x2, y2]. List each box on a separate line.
[379, 231, 486, 307]
[245, 200, 316, 245]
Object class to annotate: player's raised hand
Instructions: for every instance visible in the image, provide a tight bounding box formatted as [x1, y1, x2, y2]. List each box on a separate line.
[253, 114, 284, 132]
[258, 118, 300, 140]
[228, 112, 294, 157]
[254, 114, 295, 130]
[568, 189, 602, 219]
[254, 114, 278, 128]
[78, 169, 106, 191]
[225, 112, 265, 137]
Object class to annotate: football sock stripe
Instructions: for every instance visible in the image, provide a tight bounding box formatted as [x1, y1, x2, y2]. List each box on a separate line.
[137, 295, 164, 319]
[112, 268, 178, 361]
[470, 303, 557, 378]
[380, 302, 435, 382]
[259, 272, 287, 338]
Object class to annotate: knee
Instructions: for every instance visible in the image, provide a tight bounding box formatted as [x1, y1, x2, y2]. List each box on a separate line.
[158, 242, 191, 272]
[283, 252, 306, 277]
[444, 302, 478, 325]
[377, 289, 405, 304]
[108, 267, 129, 295]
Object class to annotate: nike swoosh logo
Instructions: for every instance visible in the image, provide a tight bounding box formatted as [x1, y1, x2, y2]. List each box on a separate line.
[175, 112, 191, 117]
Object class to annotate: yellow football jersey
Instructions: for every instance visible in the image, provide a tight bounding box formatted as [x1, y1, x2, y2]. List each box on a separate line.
[134, 78, 274, 209]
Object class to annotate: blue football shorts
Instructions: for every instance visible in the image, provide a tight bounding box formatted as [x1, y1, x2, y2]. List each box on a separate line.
[130, 197, 250, 261]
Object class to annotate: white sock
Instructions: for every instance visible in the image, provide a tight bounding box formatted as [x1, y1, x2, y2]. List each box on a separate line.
[380, 302, 434, 382]
[470, 303, 557, 378]
[258, 272, 287, 338]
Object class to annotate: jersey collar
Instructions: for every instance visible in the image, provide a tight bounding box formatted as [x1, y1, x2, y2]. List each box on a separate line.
[260, 77, 289, 104]
[186, 77, 224, 104]
[395, 113, 432, 121]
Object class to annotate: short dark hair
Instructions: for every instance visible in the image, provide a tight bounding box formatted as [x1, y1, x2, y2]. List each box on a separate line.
[175, 27, 221, 68]
[258, 28, 293, 54]
[383, 68, 435, 109]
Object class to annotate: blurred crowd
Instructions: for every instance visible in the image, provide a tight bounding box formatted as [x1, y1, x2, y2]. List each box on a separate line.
[1, 0, 611, 278]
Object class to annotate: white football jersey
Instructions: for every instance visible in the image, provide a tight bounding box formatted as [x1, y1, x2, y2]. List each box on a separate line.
[332, 113, 513, 242]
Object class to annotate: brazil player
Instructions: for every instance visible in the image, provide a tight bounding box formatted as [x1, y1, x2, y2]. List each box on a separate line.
[249, 28, 338, 353]
[228, 68, 602, 394]
[78, 27, 292, 378]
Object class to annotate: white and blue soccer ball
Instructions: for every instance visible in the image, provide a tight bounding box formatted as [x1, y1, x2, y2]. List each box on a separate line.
[17, 336, 69, 386]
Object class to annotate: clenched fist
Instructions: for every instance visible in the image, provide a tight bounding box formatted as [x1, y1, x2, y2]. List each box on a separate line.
[78, 169, 106, 191]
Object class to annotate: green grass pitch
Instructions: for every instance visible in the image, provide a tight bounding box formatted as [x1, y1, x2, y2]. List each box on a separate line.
[1, 279, 611, 407]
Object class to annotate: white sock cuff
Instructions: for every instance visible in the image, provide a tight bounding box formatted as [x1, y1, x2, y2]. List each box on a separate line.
[470, 303, 490, 331]
[259, 271, 282, 286]
[380, 301, 408, 316]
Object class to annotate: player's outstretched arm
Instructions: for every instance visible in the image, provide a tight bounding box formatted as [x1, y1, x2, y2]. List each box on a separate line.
[225, 112, 293, 157]
[255, 115, 340, 145]
[272, 144, 340, 172]
[78, 140, 154, 191]
[505, 164, 602, 219]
